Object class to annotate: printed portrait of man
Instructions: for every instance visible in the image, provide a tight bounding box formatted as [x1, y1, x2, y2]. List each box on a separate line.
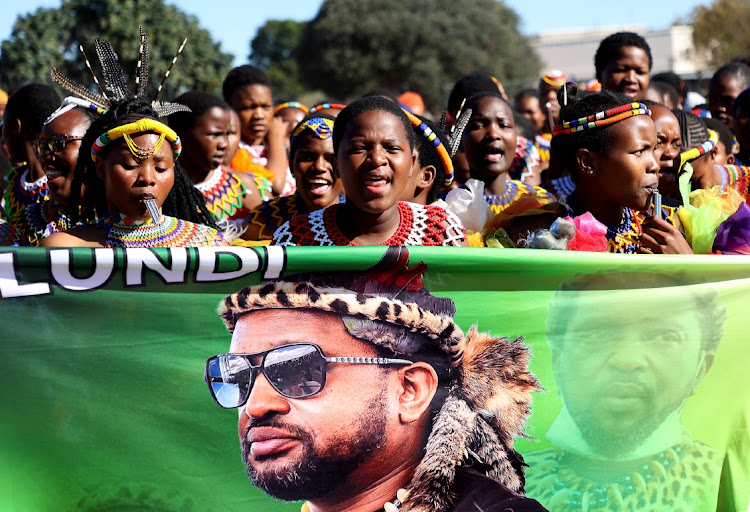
[525, 273, 725, 512]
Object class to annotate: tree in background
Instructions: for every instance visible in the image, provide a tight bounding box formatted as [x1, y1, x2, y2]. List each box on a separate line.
[249, 20, 307, 101]
[296, 0, 540, 111]
[692, 0, 750, 66]
[0, 0, 233, 99]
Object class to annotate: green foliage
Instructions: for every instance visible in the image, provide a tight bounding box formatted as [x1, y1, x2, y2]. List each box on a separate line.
[692, 0, 750, 65]
[249, 19, 307, 100]
[296, 0, 541, 111]
[0, 0, 234, 100]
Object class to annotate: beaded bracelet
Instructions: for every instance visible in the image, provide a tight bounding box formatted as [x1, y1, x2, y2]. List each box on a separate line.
[404, 110, 455, 186]
[552, 102, 650, 136]
[273, 101, 310, 116]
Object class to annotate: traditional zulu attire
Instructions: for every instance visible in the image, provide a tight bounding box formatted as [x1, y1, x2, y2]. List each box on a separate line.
[273, 201, 466, 246]
[4, 164, 49, 220]
[99, 214, 224, 248]
[483, 180, 555, 214]
[217, 247, 547, 512]
[10, 199, 78, 246]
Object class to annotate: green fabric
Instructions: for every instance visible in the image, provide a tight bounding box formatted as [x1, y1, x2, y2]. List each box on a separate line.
[1, 246, 748, 511]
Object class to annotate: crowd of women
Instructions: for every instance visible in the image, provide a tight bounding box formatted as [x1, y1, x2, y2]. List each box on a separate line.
[1, 29, 749, 253]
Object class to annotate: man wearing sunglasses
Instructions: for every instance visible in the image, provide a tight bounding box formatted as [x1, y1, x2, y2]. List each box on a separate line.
[206, 247, 547, 512]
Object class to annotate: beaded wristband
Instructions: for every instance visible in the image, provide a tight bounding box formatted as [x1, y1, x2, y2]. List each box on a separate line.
[92, 118, 181, 162]
[273, 101, 310, 116]
[404, 111, 455, 186]
[552, 102, 651, 136]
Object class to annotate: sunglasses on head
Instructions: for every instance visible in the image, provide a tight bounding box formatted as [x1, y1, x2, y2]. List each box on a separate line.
[204, 343, 412, 408]
[33, 134, 83, 156]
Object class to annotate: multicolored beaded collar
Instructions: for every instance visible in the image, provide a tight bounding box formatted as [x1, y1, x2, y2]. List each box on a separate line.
[404, 110, 455, 186]
[101, 213, 223, 248]
[91, 118, 182, 162]
[552, 102, 651, 136]
[195, 167, 247, 219]
[273, 101, 309, 116]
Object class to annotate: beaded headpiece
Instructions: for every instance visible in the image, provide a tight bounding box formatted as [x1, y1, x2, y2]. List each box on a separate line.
[541, 70, 568, 87]
[91, 118, 182, 163]
[50, 26, 190, 118]
[404, 110, 455, 186]
[45, 96, 108, 125]
[552, 102, 651, 136]
[309, 102, 347, 114]
[679, 129, 718, 168]
[289, 116, 335, 148]
[273, 101, 310, 116]
[217, 247, 539, 511]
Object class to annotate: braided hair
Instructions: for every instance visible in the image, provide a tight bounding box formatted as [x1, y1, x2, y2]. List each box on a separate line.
[69, 99, 217, 228]
[550, 84, 632, 181]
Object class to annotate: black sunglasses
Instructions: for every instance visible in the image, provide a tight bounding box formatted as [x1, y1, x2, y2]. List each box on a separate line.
[33, 134, 83, 156]
[205, 343, 412, 408]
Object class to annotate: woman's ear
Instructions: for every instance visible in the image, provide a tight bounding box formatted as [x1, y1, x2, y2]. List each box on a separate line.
[576, 148, 596, 176]
[418, 165, 437, 190]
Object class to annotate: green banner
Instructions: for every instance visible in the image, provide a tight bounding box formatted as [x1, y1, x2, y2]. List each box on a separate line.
[1, 247, 749, 511]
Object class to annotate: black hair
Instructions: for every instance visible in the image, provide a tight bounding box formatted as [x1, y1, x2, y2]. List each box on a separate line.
[288, 113, 337, 160]
[332, 95, 416, 153]
[710, 61, 750, 91]
[69, 99, 217, 228]
[447, 71, 500, 115]
[168, 90, 231, 135]
[732, 87, 750, 115]
[672, 109, 708, 151]
[362, 88, 399, 104]
[411, 114, 449, 203]
[514, 88, 537, 107]
[651, 72, 685, 97]
[594, 31, 653, 75]
[704, 117, 735, 154]
[647, 81, 680, 109]
[221, 65, 272, 103]
[514, 113, 536, 141]
[550, 84, 632, 181]
[3, 83, 61, 137]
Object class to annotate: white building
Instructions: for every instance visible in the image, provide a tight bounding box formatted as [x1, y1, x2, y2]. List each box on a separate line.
[530, 25, 713, 82]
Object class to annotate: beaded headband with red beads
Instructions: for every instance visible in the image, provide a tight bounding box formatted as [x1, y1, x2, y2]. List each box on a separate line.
[273, 101, 310, 116]
[552, 102, 651, 137]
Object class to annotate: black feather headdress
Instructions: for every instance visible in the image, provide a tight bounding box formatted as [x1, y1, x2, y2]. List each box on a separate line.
[51, 26, 190, 117]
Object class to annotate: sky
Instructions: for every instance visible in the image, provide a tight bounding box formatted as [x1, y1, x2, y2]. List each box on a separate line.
[1, 0, 711, 67]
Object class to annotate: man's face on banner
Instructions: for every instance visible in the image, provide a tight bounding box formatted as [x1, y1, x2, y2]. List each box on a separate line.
[229, 309, 394, 502]
[551, 290, 713, 457]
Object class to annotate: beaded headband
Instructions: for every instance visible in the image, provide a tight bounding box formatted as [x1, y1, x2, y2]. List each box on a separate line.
[273, 101, 310, 116]
[289, 116, 335, 149]
[309, 102, 347, 114]
[91, 118, 181, 162]
[679, 129, 718, 168]
[45, 96, 108, 125]
[404, 111, 455, 186]
[542, 70, 568, 87]
[552, 102, 651, 136]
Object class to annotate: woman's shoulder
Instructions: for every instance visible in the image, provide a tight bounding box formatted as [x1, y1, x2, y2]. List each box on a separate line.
[41, 224, 105, 247]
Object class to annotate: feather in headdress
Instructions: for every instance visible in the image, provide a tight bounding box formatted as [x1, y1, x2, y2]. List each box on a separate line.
[94, 39, 130, 101]
[79, 44, 108, 100]
[135, 26, 150, 100]
[153, 37, 187, 103]
[447, 108, 472, 158]
[50, 67, 110, 111]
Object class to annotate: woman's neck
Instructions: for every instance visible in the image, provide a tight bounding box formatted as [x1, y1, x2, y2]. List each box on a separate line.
[337, 202, 401, 245]
[482, 172, 510, 196]
[570, 189, 625, 227]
